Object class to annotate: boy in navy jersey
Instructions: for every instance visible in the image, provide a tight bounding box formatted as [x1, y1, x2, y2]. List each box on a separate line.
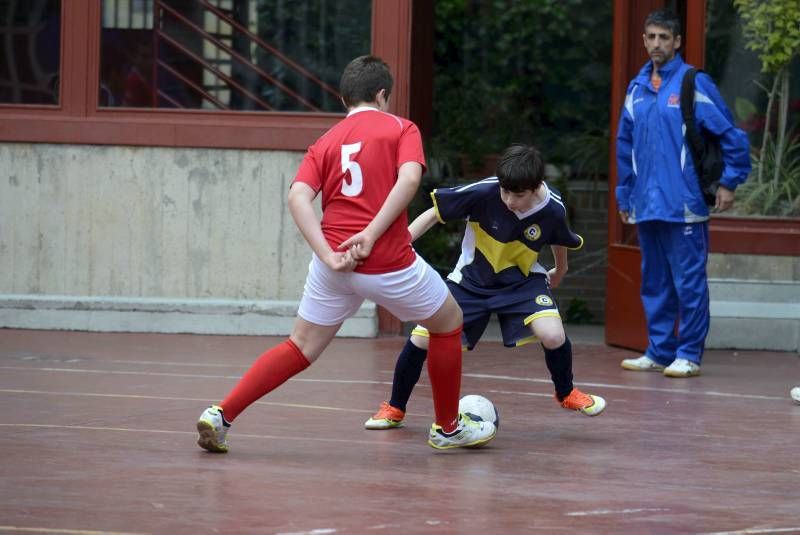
[365, 144, 606, 429]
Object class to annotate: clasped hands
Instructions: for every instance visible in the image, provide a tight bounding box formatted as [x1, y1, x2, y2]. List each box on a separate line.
[322, 230, 376, 272]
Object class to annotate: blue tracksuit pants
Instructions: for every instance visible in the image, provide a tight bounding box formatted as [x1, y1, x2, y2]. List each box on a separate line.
[637, 220, 710, 365]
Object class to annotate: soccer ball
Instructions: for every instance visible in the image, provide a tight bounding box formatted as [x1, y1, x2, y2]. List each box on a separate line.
[459, 394, 499, 430]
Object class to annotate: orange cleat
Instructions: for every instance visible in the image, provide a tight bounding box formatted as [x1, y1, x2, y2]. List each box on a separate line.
[364, 401, 405, 429]
[557, 388, 606, 417]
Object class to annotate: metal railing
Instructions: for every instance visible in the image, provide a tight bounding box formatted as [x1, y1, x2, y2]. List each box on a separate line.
[152, 0, 340, 111]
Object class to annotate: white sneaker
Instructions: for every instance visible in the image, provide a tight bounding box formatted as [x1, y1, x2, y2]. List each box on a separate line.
[197, 405, 230, 453]
[663, 358, 701, 378]
[621, 355, 665, 372]
[791, 386, 800, 404]
[428, 413, 496, 450]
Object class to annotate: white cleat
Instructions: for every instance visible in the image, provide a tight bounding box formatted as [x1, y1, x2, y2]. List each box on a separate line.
[197, 405, 230, 453]
[428, 413, 496, 450]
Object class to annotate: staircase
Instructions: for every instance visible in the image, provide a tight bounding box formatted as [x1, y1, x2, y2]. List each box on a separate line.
[707, 279, 800, 352]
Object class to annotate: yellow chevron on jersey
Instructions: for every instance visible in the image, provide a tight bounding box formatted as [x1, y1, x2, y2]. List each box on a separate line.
[471, 221, 538, 276]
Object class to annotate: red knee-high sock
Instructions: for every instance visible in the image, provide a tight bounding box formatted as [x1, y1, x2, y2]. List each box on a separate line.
[220, 339, 310, 422]
[427, 326, 462, 433]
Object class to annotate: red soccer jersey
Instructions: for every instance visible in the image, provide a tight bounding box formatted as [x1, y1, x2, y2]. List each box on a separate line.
[293, 107, 426, 274]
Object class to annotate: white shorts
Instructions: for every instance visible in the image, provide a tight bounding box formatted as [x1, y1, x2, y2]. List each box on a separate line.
[297, 254, 449, 326]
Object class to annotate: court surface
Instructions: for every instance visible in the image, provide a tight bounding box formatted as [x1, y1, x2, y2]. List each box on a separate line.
[1, 327, 799, 534]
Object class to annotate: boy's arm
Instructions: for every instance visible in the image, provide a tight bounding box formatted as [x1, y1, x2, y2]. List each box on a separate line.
[288, 182, 357, 272]
[548, 245, 568, 289]
[408, 207, 439, 242]
[339, 161, 423, 259]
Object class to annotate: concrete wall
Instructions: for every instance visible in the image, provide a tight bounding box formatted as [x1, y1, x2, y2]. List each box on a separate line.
[708, 253, 800, 282]
[0, 143, 377, 336]
[707, 253, 800, 352]
[1, 142, 795, 349]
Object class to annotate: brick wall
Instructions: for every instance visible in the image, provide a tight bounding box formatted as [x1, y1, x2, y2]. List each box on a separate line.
[540, 180, 608, 324]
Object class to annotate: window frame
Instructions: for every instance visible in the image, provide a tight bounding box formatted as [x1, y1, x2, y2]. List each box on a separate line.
[607, 0, 799, 257]
[686, 1, 800, 255]
[0, 0, 415, 150]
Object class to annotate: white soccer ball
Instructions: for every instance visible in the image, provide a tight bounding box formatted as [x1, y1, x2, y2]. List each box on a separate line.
[459, 394, 499, 429]
[791, 386, 800, 405]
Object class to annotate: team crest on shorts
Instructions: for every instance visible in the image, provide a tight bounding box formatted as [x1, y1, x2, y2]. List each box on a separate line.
[523, 224, 541, 242]
[535, 294, 553, 306]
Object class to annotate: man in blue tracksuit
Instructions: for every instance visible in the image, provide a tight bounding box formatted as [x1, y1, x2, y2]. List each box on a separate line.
[615, 9, 751, 377]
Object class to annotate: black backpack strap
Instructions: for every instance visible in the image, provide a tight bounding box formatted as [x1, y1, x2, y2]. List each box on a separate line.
[680, 68, 721, 205]
[680, 67, 705, 171]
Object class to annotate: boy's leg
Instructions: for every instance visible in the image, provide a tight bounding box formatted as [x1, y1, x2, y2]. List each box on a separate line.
[364, 334, 427, 429]
[418, 292, 463, 432]
[221, 318, 340, 421]
[389, 334, 429, 412]
[362, 257, 495, 448]
[418, 292, 495, 449]
[530, 317, 572, 399]
[529, 315, 606, 417]
[197, 318, 341, 453]
[366, 281, 492, 430]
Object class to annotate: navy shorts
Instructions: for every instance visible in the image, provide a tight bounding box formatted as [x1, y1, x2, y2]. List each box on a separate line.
[412, 275, 561, 349]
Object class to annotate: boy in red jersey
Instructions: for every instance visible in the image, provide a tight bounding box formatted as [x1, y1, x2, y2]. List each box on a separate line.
[196, 55, 496, 452]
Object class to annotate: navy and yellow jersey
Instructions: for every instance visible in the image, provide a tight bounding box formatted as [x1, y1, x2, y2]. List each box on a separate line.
[431, 177, 583, 296]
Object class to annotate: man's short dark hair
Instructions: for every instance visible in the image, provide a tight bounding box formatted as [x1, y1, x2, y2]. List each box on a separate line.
[644, 8, 681, 36]
[496, 144, 545, 193]
[339, 55, 393, 108]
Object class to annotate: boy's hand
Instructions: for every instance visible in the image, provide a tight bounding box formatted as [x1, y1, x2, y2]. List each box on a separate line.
[547, 268, 566, 289]
[323, 249, 359, 272]
[338, 231, 376, 261]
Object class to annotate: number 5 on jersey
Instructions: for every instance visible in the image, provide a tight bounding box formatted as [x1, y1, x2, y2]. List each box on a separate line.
[341, 142, 363, 196]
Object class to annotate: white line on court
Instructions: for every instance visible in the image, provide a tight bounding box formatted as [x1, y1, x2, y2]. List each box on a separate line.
[465, 373, 788, 401]
[0, 526, 146, 535]
[111, 359, 246, 368]
[485, 389, 553, 399]
[565, 507, 670, 516]
[276, 529, 337, 535]
[0, 364, 786, 402]
[0, 366, 391, 385]
[0, 388, 752, 442]
[698, 528, 800, 535]
[0, 388, 392, 415]
[0, 422, 394, 446]
[0, 385, 787, 445]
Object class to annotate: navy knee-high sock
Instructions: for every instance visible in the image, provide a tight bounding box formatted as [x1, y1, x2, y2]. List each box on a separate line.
[544, 337, 574, 400]
[388, 338, 428, 412]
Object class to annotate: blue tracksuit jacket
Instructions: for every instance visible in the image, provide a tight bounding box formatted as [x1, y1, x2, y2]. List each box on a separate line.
[615, 55, 751, 223]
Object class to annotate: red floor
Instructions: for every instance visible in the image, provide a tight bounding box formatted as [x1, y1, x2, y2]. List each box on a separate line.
[1, 328, 799, 534]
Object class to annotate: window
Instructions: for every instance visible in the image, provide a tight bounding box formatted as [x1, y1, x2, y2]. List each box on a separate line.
[99, 0, 369, 111]
[0, 0, 61, 105]
[427, 0, 612, 179]
[705, 0, 800, 220]
[0, 0, 417, 151]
